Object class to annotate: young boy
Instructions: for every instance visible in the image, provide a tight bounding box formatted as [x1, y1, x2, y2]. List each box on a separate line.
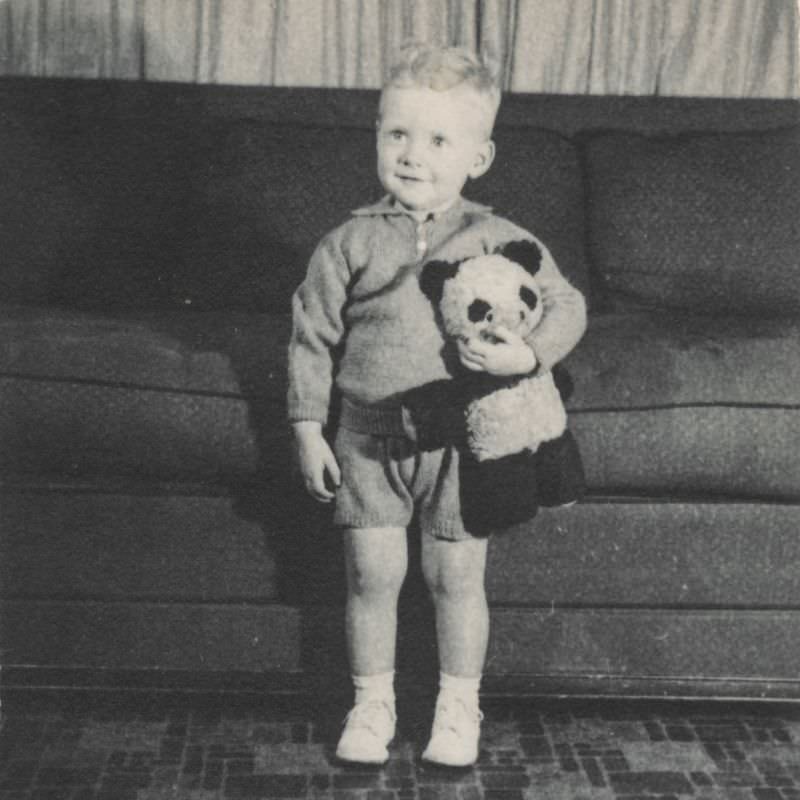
[287, 44, 586, 767]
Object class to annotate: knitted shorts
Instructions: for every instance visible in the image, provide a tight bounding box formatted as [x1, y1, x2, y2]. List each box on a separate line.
[332, 402, 473, 541]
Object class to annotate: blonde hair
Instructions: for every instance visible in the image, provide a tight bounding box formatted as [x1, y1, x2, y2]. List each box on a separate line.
[381, 43, 502, 137]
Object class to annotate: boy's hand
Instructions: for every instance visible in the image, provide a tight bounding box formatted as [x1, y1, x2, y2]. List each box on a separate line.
[458, 327, 538, 376]
[292, 421, 341, 503]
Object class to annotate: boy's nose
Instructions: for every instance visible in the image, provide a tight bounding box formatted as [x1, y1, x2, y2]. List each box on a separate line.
[400, 153, 421, 167]
[400, 142, 423, 167]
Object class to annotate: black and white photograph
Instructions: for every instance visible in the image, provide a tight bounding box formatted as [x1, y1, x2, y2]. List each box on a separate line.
[1, 1, 799, 797]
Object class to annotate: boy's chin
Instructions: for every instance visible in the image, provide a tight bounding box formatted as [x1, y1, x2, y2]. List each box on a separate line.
[393, 192, 452, 214]
[392, 191, 430, 211]
[401, 201, 433, 213]
[385, 184, 431, 210]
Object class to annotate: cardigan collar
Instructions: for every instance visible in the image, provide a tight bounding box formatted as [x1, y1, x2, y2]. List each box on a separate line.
[351, 194, 492, 220]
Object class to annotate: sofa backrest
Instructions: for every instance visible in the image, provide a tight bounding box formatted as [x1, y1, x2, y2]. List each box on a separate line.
[585, 127, 800, 315]
[1, 77, 797, 314]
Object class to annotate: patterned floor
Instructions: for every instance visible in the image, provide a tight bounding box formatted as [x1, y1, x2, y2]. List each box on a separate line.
[1, 693, 799, 800]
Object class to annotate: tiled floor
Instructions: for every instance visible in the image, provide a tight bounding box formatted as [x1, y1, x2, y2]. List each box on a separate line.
[1, 692, 799, 800]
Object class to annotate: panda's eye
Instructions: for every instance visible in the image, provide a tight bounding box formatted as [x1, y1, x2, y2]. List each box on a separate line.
[519, 286, 538, 310]
[468, 299, 492, 323]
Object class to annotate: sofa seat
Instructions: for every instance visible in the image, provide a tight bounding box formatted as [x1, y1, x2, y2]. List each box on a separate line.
[4, 303, 798, 502]
[567, 311, 800, 499]
[0, 304, 286, 484]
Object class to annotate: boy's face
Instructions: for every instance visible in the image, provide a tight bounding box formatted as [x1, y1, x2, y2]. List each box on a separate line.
[377, 85, 495, 214]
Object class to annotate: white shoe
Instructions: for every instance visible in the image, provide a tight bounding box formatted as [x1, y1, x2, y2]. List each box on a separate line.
[335, 699, 396, 764]
[422, 694, 483, 767]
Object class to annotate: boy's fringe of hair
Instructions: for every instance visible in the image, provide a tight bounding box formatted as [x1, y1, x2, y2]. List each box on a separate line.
[384, 42, 502, 130]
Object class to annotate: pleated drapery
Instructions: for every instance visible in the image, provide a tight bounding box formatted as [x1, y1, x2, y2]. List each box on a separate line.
[1, 0, 797, 97]
[480, 0, 799, 97]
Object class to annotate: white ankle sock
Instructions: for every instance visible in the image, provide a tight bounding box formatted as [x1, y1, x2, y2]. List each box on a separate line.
[439, 672, 481, 709]
[353, 671, 395, 706]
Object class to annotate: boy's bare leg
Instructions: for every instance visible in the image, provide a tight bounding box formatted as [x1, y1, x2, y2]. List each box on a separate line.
[421, 534, 488, 766]
[343, 526, 408, 675]
[421, 535, 489, 676]
[336, 526, 406, 763]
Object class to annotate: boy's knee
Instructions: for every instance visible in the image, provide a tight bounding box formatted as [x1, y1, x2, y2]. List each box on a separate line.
[422, 539, 487, 599]
[426, 568, 485, 600]
[345, 526, 407, 597]
[348, 560, 406, 597]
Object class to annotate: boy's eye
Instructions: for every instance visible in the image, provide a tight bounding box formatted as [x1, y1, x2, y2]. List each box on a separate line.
[431, 135, 446, 147]
[389, 130, 405, 141]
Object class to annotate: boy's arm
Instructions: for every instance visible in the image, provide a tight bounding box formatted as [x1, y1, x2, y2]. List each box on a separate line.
[287, 232, 351, 425]
[524, 242, 587, 370]
[287, 233, 350, 502]
[292, 421, 341, 502]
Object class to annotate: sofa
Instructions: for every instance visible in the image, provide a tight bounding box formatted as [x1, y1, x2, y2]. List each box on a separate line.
[1, 76, 798, 702]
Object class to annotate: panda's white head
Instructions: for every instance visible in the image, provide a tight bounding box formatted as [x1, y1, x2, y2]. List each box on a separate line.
[420, 240, 544, 343]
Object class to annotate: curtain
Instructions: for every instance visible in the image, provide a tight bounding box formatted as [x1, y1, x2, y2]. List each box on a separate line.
[0, 0, 475, 85]
[481, 0, 800, 96]
[1, 0, 797, 97]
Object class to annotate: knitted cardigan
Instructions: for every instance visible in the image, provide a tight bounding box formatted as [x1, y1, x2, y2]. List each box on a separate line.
[287, 195, 587, 425]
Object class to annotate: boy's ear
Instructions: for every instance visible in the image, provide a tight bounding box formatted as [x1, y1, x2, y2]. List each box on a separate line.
[468, 139, 495, 179]
[497, 239, 542, 276]
[420, 260, 462, 305]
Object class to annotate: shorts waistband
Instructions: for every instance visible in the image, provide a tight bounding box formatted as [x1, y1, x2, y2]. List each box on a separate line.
[339, 397, 407, 437]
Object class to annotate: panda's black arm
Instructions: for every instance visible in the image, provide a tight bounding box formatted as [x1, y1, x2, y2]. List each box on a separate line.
[402, 378, 470, 450]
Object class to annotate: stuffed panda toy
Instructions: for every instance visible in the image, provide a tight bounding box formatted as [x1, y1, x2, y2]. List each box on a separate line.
[403, 239, 584, 535]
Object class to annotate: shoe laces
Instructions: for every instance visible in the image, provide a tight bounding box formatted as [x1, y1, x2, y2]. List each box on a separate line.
[432, 695, 483, 735]
[343, 698, 395, 737]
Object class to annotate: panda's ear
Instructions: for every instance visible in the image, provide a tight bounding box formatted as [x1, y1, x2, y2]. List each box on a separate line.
[497, 239, 542, 276]
[420, 260, 462, 305]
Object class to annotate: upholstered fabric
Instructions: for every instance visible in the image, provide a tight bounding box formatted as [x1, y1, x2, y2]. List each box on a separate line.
[0, 110, 201, 309]
[0, 307, 282, 481]
[585, 127, 800, 314]
[565, 312, 800, 498]
[180, 122, 379, 312]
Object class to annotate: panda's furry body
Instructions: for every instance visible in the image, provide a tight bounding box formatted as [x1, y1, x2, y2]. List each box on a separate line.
[466, 369, 567, 461]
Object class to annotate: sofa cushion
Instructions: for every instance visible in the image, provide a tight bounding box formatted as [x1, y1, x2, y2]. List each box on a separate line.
[177, 122, 380, 312]
[0, 305, 289, 483]
[0, 109, 380, 313]
[565, 312, 800, 498]
[584, 127, 800, 314]
[0, 111, 202, 310]
[471, 127, 590, 300]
